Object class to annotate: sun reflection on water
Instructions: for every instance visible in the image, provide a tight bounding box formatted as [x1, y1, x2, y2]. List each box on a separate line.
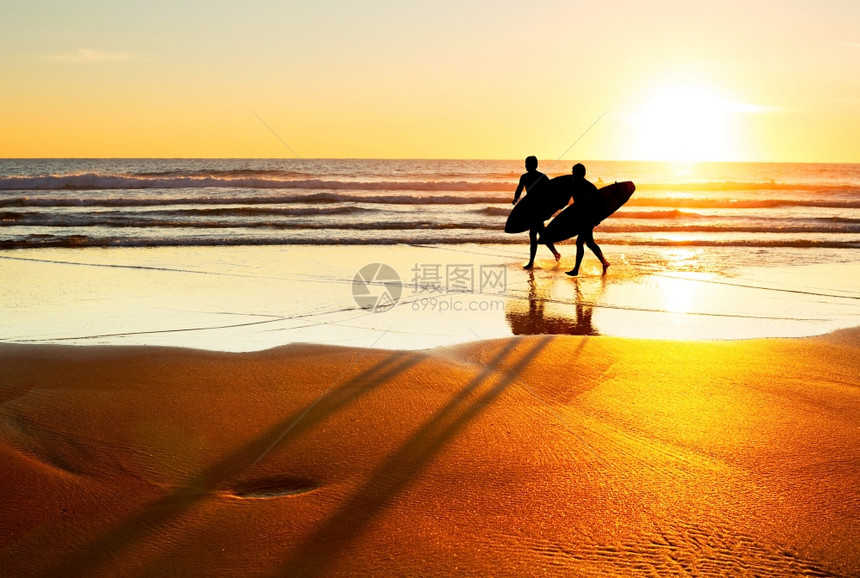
[660, 275, 699, 315]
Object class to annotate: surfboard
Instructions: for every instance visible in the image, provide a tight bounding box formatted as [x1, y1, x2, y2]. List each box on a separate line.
[504, 176, 573, 234]
[541, 181, 635, 243]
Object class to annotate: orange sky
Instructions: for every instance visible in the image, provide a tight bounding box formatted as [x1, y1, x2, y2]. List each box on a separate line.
[1, 1, 858, 161]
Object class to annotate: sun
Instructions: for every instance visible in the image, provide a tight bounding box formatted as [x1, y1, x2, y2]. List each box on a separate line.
[627, 84, 740, 162]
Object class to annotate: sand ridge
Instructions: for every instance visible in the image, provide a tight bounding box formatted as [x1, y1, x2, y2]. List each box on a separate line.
[1, 333, 858, 576]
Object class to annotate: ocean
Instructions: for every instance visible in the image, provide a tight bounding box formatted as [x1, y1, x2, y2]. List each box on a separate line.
[1, 159, 859, 256]
[2, 158, 859, 349]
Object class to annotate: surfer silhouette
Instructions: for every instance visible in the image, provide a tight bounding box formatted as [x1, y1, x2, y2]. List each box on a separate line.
[512, 156, 561, 269]
[565, 163, 610, 277]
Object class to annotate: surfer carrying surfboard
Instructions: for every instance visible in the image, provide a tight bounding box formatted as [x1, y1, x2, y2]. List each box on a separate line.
[512, 156, 562, 269]
[565, 163, 610, 277]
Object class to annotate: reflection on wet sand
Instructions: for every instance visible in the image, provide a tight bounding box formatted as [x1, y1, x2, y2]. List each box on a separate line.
[506, 270, 607, 336]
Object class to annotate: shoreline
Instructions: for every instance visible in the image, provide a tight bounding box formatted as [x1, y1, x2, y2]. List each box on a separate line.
[2, 244, 859, 351]
[3, 321, 860, 353]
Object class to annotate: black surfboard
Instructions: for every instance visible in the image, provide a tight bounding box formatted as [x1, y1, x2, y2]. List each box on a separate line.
[504, 176, 573, 234]
[542, 181, 635, 243]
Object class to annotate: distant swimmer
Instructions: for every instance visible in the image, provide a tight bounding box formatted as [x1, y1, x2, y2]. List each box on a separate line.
[511, 156, 561, 269]
[565, 163, 610, 277]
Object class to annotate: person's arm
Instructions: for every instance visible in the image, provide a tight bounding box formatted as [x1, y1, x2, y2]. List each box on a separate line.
[513, 175, 525, 204]
[573, 179, 598, 203]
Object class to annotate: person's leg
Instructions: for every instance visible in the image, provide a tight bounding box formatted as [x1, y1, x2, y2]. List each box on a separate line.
[524, 227, 539, 269]
[583, 231, 610, 274]
[538, 223, 561, 261]
[566, 236, 586, 276]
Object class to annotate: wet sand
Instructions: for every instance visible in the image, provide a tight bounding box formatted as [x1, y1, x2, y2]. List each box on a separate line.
[1, 331, 858, 576]
[2, 245, 859, 350]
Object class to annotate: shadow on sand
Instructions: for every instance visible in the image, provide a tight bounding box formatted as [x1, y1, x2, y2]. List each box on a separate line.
[277, 335, 554, 576]
[39, 349, 424, 577]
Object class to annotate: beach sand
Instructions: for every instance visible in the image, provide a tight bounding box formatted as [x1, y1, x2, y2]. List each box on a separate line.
[2, 330, 858, 576]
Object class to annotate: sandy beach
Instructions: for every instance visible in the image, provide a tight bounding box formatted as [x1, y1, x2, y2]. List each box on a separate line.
[4, 0, 860, 572]
[2, 246, 859, 575]
[1, 329, 858, 576]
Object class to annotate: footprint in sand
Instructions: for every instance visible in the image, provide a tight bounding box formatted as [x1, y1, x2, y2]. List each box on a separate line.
[230, 476, 319, 499]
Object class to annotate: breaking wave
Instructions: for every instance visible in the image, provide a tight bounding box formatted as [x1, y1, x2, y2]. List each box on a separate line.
[1, 172, 858, 195]
[3, 193, 859, 210]
[0, 173, 512, 192]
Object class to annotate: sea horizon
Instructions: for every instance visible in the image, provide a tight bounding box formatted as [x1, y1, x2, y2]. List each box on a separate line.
[2, 158, 858, 251]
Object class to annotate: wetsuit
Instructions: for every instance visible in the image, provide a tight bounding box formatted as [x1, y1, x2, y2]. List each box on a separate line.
[567, 176, 608, 275]
[570, 178, 600, 225]
[513, 170, 558, 268]
[513, 170, 549, 204]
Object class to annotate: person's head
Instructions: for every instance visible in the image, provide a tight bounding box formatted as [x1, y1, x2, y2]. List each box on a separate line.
[571, 163, 586, 179]
[525, 156, 538, 171]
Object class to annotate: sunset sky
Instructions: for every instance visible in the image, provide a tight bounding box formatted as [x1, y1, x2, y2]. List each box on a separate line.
[2, 0, 858, 161]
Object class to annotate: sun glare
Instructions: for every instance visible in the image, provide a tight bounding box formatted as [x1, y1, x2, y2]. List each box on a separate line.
[656, 274, 700, 317]
[628, 84, 740, 162]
